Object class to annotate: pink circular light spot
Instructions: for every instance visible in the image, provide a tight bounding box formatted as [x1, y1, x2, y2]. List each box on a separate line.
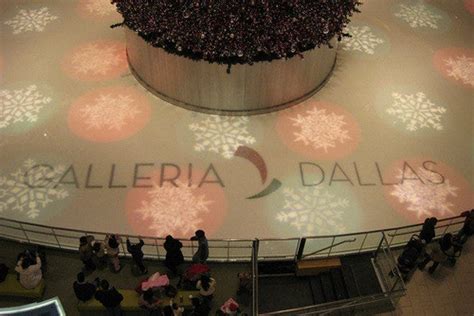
[433, 47, 474, 88]
[62, 40, 128, 81]
[125, 167, 228, 238]
[76, 0, 121, 20]
[68, 86, 151, 142]
[276, 100, 360, 160]
[383, 158, 473, 223]
[464, 0, 474, 14]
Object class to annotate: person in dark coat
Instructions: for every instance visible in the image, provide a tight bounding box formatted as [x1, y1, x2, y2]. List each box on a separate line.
[164, 235, 184, 274]
[190, 230, 209, 264]
[79, 235, 96, 272]
[127, 238, 147, 274]
[419, 217, 438, 244]
[457, 209, 474, 244]
[73, 272, 97, 302]
[95, 279, 123, 316]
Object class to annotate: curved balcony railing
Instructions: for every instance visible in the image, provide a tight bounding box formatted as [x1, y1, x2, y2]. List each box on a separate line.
[0, 214, 467, 315]
[0, 215, 466, 262]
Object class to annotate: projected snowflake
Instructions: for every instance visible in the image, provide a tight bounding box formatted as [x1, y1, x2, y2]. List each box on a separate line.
[0, 85, 52, 129]
[276, 187, 348, 235]
[390, 167, 457, 219]
[387, 92, 446, 131]
[71, 43, 123, 76]
[394, 3, 442, 29]
[189, 116, 256, 159]
[342, 25, 384, 55]
[79, 93, 141, 130]
[84, 0, 116, 16]
[290, 106, 350, 152]
[4, 7, 58, 34]
[445, 55, 474, 87]
[0, 159, 68, 218]
[133, 181, 212, 236]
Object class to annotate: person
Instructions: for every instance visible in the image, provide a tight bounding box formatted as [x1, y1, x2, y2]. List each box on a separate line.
[169, 301, 184, 316]
[419, 217, 438, 244]
[93, 240, 107, 269]
[457, 209, 474, 244]
[127, 237, 147, 274]
[105, 234, 122, 273]
[196, 275, 216, 303]
[191, 230, 209, 264]
[190, 297, 210, 316]
[164, 235, 184, 274]
[15, 252, 42, 289]
[95, 279, 123, 316]
[79, 235, 96, 272]
[418, 233, 453, 274]
[138, 288, 161, 314]
[73, 272, 98, 302]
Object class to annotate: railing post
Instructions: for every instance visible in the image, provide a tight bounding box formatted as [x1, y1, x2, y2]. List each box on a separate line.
[389, 229, 397, 246]
[19, 223, 31, 243]
[252, 239, 259, 316]
[227, 241, 230, 262]
[373, 233, 385, 262]
[51, 228, 61, 249]
[327, 237, 336, 257]
[296, 238, 306, 261]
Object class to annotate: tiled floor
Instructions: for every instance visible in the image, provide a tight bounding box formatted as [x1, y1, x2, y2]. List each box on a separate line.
[380, 238, 474, 316]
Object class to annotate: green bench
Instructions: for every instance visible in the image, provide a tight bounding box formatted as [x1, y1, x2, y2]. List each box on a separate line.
[78, 289, 199, 311]
[0, 274, 45, 298]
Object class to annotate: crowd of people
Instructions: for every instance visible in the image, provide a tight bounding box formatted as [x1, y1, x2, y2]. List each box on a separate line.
[6, 210, 473, 315]
[72, 229, 243, 316]
[396, 209, 473, 279]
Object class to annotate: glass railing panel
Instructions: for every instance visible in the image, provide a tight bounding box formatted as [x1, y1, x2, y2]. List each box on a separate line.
[301, 237, 333, 259]
[258, 239, 299, 260]
[228, 240, 253, 261]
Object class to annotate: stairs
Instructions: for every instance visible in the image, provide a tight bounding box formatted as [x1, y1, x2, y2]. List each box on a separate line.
[258, 254, 382, 314]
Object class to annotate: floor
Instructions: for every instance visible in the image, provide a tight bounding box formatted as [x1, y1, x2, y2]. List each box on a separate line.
[0, 1, 473, 240]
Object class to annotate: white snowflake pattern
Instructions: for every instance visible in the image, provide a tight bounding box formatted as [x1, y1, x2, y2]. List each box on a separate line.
[0, 85, 52, 129]
[84, 0, 117, 16]
[79, 93, 141, 130]
[134, 181, 213, 236]
[189, 116, 256, 159]
[4, 7, 58, 34]
[290, 107, 350, 152]
[394, 4, 442, 29]
[71, 43, 123, 76]
[390, 167, 457, 219]
[0, 159, 68, 218]
[445, 55, 474, 87]
[387, 92, 446, 131]
[342, 25, 384, 55]
[277, 187, 349, 235]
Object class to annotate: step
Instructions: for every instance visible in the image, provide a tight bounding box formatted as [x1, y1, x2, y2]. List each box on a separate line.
[341, 265, 360, 298]
[320, 272, 336, 302]
[309, 275, 326, 304]
[296, 257, 342, 276]
[330, 268, 348, 300]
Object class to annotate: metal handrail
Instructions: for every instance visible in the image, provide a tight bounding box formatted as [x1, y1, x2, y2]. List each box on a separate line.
[386, 218, 465, 237]
[301, 238, 357, 259]
[0, 214, 467, 263]
[261, 289, 405, 315]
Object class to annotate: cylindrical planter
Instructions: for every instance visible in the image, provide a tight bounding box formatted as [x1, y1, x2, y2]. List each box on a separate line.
[125, 28, 337, 115]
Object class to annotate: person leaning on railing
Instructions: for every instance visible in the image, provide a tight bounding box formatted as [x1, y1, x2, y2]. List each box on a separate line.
[190, 230, 209, 264]
[456, 209, 474, 244]
[105, 234, 122, 273]
[418, 233, 453, 274]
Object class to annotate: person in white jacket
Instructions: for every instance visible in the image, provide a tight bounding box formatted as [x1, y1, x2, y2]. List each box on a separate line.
[15, 254, 42, 289]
